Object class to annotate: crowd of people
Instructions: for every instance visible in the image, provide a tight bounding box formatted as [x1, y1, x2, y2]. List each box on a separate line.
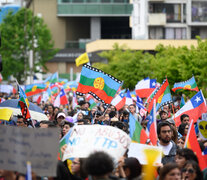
[0, 91, 207, 180]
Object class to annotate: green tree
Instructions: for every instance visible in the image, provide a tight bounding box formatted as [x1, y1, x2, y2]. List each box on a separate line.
[94, 39, 207, 96]
[0, 8, 58, 83]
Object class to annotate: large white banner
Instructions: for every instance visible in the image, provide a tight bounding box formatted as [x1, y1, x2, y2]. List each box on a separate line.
[62, 125, 131, 161]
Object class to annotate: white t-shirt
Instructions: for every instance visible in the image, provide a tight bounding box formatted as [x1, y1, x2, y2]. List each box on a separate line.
[158, 141, 173, 155]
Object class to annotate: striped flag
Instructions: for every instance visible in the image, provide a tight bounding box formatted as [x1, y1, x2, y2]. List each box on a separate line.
[146, 100, 157, 146]
[172, 76, 199, 92]
[185, 120, 207, 170]
[129, 113, 149, 144]
[111, 93, 126, 111]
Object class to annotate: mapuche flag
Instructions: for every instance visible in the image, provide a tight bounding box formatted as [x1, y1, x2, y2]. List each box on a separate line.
[76, 65, 123, 106]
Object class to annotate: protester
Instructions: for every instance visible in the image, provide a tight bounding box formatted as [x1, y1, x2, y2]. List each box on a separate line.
[16, 115, 27, 127]
[175, 148, 198, 170]
[181, 160, 203, 180]
[178, 123, 189, 137]
[61, 121, 74, 137]
[157, 122, 177, 164]
[84, 151, 114, 180]
[177, 137, 185, 149]
[180, 114, 190, 125]
[159, 163, 181, 180]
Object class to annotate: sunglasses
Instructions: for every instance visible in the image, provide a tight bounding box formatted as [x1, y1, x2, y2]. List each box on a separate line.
[182, 168, 195, 174]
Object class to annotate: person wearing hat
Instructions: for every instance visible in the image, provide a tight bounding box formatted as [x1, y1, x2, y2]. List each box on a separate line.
[56, 112, 66, 127]
[157, 109, 169, 125]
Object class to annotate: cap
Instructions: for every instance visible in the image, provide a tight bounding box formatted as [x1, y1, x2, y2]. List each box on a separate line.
[57, 112, 66, 118]
[166, 118, 175, 125]
[111, 117, 119, 122]
[65, 116, 74, 123]
[159, 109, 168, 116]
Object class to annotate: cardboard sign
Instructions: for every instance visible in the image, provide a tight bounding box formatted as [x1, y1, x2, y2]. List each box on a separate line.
[62, 125, 131, 161]
[128, 142, 162, 165]
[197, 119, 207, 140]
[0, 125, 59, 177]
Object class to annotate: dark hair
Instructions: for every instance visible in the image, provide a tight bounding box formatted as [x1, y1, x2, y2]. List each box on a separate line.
[39, 120, 56, 128]
[77, 119, 89, 125]
[180, 114, 189, 122]
[109, 111, 116, 118]
[78, 101, 86, 106]
[84, 151, 114, 176]
[157, 121, 172, 136]
[17, 114, 23, 119]
[178, 123, 188, 136]
[159, 163, 180, 180]
[61, 121, 74, 128]
[124, 157, 142, 180]
[129, 104, 136, 108]
[182, 160, 203, 180]
[176, 148, 198, 164]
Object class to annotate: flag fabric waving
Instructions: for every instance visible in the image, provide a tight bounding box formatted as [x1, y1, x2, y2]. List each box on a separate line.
[125, 89, 133, 106]
[25, 83, 47, 97]
[76, 65, 123, 106]
[54, 88, 68, 107]
[156, 82, 172, 111]
[135, 78, 156, 98]
[111, 93, 126, 111]
[180, 95, 185, 108]
[129, 113, 149, 144]
[174, 90, 206, 127]
[75, 52, 89, 67]
[184, 120, 207, 170]
[44, 72, 59, 84]
[146, 100, 157, 146]
[147, 78, 170, 113]
[172, 76, 199, 92]
[18, 84, 31, 120]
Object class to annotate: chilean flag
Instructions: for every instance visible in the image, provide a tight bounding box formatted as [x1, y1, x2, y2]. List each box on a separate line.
[54, 88, 68, 107]
[111, 93, 126, 111]
[135, 78, 156, 98]
[146, 100, 157, 146]
[174, 90, 206, 127]
[125, 89, 133, 106]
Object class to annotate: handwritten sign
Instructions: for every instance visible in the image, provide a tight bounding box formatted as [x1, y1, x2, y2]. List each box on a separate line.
[197, 119, 207, 140]
[0, 125, 59, 177]
[128, 142, 162, 165]
[62, 125, 131, 162]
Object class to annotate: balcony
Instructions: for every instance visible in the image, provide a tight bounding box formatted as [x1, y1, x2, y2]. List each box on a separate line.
[148, 13, 166, 26]
[57, 0, 133, 16]
[65, 39, 92, 49]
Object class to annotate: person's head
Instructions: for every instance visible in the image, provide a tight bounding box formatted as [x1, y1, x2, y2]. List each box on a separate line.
[84, 151, 114, 178]
[39, 120, 56, 128]
[79, 101, 87, 110]
[159, 163, 181, 180]
[61, 121, 74, 136]
[163, 105, 170, 113]
[54, 107, 59, 115]
[157, 122, 172, 145]
[182, 160, 203, 180]
[56, 112, 66, 126]
[77, 119, 88, 125]
[122, 110, 129, 120]
[47, 104, 54, 114]
[16, 115, 27, 127]
[178, 123, 189, 136]
[175, 148, 198, 169]
[159, 110, 168, 121]
[124, 157, 142, 180]
[77, 112, 84, 121]
[180, 114, 190, 125]
[177, 137, 185, 149]
[129, 104, 136, 114]
[110, 105, 116, 112]
[71, 158, 87, 178]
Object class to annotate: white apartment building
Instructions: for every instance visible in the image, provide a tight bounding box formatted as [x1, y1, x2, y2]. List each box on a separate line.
[132, 0, 207, 40]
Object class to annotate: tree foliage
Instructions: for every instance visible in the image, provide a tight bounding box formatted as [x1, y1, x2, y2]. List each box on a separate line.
[0, 8, 58, 83]
[94, 38, 207, 96]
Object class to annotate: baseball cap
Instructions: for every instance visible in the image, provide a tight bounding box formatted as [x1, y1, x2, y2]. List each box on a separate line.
[57, 112, 66, 118]
[159, 109, 168, 116]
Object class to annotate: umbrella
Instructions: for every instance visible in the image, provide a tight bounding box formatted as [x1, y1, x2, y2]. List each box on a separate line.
[0, 99, 48, 121]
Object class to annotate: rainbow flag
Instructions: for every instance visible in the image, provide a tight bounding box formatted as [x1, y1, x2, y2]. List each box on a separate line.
[185, 121, 207, 170]
[129, 113, 149, 144]
[76, 65, 123, 106]
[172, 76, 199, 92]
[25, 83, 47, 96]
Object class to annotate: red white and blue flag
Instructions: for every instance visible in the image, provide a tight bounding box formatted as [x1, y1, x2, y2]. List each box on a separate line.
[146, 100, 157, 146]
[125, 89, 133, 106]
[111, 93, 126, 111]
[174, 90, 206, 127]
[135, 78, 156, 98]
[54, 88, 68, 107]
